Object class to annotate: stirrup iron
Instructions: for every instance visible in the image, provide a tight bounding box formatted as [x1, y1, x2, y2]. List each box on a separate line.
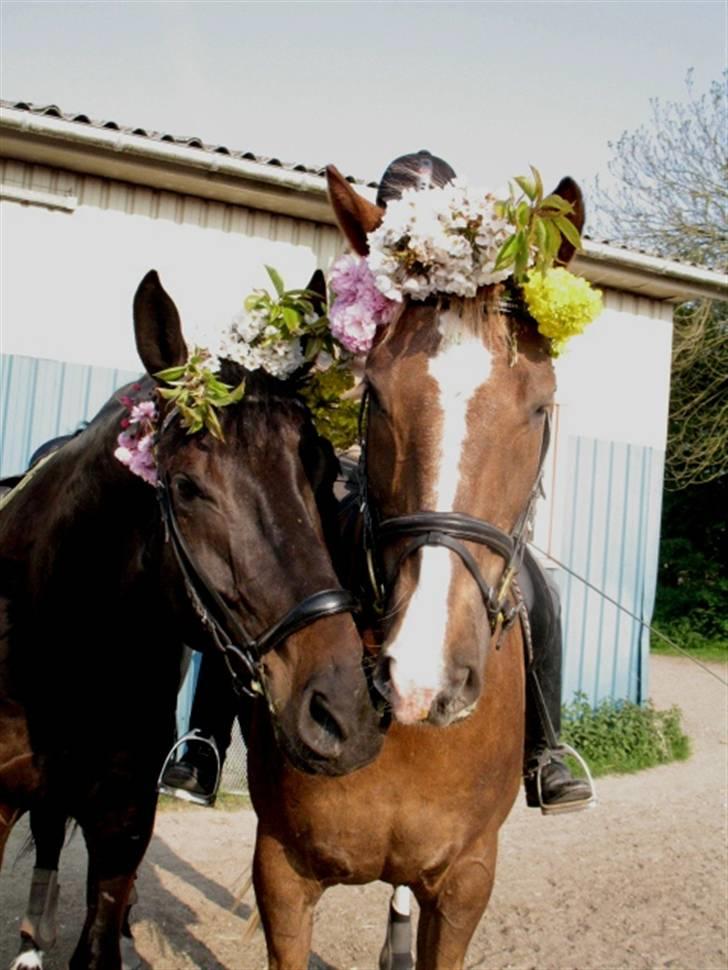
[534, 742, 597, 816]
[157, 729, 221, 806]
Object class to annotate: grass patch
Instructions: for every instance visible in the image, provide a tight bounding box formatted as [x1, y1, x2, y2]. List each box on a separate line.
[650, 619, 728, 664]
[561, 693, 691, 778]
[157, 790, 251, 812]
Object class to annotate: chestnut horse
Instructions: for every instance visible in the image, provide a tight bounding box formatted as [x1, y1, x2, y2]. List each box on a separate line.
[247, 163, 584, 969]
[0, 271, 382, 970]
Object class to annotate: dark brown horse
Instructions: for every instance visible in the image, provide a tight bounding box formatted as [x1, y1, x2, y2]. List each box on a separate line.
[0, 270, 383, 969]
[247, 163, 584, 969]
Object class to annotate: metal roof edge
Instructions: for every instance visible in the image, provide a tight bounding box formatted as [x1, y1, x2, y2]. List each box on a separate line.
[574, 240, 727, 304]
[0, 103, 345, 224]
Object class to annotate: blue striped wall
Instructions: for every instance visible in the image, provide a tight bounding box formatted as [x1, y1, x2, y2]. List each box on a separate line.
[557, 436, 664, 707]
[0, 353, 141, 477]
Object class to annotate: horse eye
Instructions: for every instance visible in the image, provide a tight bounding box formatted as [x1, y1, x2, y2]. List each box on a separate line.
[173, 474, 203, 502]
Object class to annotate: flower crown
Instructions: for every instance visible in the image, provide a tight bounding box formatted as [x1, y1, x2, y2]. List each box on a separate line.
[115, 268, 357, 483]
[328, 168, 603, 357]
[115, 170, 604, 483]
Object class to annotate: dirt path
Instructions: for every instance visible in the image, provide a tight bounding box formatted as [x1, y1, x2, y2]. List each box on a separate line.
[2, 655, 726, 970]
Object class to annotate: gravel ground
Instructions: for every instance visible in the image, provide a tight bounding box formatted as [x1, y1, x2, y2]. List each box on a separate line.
[1, 654, 726, 970]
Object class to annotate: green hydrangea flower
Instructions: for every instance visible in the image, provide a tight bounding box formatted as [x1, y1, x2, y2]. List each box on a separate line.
[522, 268, 603, 355]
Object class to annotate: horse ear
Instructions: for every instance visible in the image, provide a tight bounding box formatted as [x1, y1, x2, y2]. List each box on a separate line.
[326, 165, 384, 255]
[305, 268, 328, 315]
[551, 177, 585, 266]
[133, 270, 188, 377]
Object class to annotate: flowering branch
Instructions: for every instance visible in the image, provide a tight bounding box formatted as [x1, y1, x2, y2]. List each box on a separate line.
[156, 347, 245, 440]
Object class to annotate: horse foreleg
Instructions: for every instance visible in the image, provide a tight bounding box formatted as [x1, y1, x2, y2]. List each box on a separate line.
[379, 886, 414, 970]
[120, 879, 142, 970]
[69, 870, 137, 970]
[14, 868, 61, 970]
[413, 834, 499, 970]
[253, 830, 322, 970]
[15, 805, 67, 954]
[70, 800, 155, 970]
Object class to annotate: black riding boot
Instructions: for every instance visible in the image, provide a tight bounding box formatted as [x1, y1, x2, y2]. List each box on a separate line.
[159, 650, 238, 806]
[520, 550, 596, 815]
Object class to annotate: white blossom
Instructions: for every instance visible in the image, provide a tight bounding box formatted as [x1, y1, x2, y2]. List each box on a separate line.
[366, 179, 513, 302]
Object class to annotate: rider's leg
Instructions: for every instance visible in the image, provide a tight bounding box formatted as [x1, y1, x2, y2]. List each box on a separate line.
[520, 548, 595, 814]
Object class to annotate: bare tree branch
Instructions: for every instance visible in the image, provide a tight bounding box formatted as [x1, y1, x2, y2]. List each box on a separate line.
[590, 72, 728, 489]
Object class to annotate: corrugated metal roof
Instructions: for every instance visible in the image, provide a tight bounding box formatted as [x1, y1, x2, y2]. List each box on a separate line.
[0, 99, 379, 189]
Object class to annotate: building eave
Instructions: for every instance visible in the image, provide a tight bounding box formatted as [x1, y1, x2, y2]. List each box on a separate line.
[574, 240, 727, 304]
[0, 104, 345, 224]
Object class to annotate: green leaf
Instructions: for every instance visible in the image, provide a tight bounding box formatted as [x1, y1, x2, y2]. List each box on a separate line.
[206, 408, 224, 441]
[540, 194, 574, 214]
[227, 380, 246, 404]
[281, 305, 301, 331]
[304, 336, 323, 361]
[516, 200, 531, 229]
[154, 364, 186, 382]
[529, 165, 544, 202]
[514, 175, 536, 201]
[265, 265, 285, 297]
[494, 233, 519, 270]
[555, 215, 583, 250]
[544, 220, 562, 265]
[177, 401, 197, 425]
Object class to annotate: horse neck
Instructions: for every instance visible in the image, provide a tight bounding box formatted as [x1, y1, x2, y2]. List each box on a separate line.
[3, 396, 162, 602]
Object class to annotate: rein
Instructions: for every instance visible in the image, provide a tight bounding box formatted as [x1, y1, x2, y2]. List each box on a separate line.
[359, 381, 551, 643]
[155, 413, 358, 699]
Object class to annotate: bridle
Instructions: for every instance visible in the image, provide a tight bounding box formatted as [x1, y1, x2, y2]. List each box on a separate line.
[358, 341, 551, 643]
[155, 411, 357, 700]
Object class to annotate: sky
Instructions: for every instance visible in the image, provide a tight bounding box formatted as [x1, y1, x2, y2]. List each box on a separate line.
[1, 0, 726, 200]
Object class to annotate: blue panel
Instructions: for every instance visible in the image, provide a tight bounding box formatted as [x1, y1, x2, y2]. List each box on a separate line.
[0, 353, 140, 477]
[176, 651, 202, 738]
[558, 435, 665, 706]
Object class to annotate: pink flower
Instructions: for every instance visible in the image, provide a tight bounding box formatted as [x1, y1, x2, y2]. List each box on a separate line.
[114, 394, 158, 486]
[130, 400, 157, 423]
[328, 255, 397, 355]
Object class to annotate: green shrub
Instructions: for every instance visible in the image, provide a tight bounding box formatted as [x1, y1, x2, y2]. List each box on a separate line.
[561, 692, 690, 777]
[650, 617, 728, 663]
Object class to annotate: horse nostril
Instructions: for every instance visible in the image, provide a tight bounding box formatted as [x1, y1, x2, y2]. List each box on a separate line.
[465, 666, 478, 693]
[308, 691, 345, 744]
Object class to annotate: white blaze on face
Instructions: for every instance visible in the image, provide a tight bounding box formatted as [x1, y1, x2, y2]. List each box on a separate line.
[385, 311, 493, 723]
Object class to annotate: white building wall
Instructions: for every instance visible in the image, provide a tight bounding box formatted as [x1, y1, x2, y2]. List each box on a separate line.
[1, 159, 343, 373]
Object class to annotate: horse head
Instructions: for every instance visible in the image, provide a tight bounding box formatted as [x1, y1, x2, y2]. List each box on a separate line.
[132, 271, 383, 774]
[327, 156, 584, 727]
